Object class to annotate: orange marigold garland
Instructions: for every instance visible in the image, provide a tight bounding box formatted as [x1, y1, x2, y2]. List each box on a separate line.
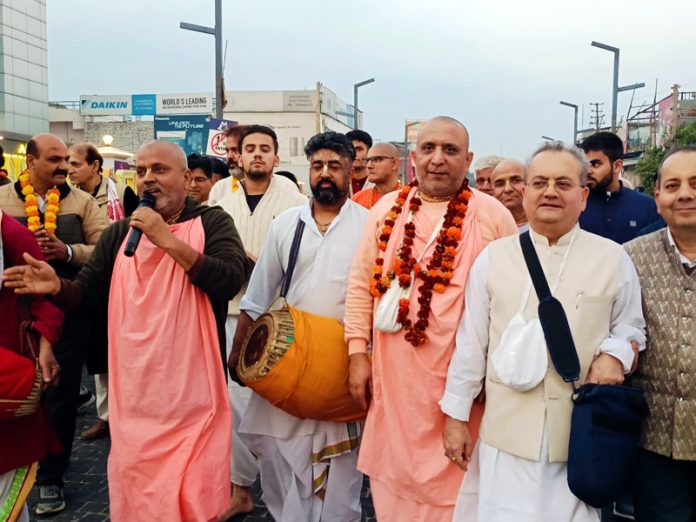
[371, 179, 472, 347]
[19, 171, 60, 234]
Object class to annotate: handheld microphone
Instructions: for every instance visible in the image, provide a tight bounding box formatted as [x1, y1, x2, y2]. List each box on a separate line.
[123, 193, 157, 257]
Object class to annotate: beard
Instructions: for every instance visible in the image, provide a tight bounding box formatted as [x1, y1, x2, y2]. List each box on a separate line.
[245, 168, 271, 181]
[311, 178, 348, 205]
[589, 171, 613, 194]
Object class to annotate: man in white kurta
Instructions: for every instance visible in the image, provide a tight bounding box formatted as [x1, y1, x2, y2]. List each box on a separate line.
[233, 131, 367, 521]
[440, 142, 646, 522]
[217, 125, 307, 517]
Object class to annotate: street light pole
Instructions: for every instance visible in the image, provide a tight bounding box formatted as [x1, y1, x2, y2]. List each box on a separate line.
[181, 0, 224, 119]
[559, 101, 579, 144]
[541, 135, 556, 141]
[353, 78, 375, 130]
[591, 41, 645, 132]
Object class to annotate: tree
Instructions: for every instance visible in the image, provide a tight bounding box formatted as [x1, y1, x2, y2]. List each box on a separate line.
[635, 147, 664, 195]
[635, 120, 696, 194]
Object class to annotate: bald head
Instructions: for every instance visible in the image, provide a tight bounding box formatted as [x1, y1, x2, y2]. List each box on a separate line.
[366, 142, 400, 189]
[413, 116, 473, 198]
[27, 133, 67, 159]
[137, 140, 188, 170]
[418, 116, 470, 146]
[135, 140, 191, 220]
[370, 142, 398, 157]
[492, 159, 525, 181]
[26, 133, 70, 191]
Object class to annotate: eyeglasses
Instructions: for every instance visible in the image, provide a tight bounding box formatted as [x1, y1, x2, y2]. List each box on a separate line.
[528, 177, 584, 192]
[365, 156, 396, 164]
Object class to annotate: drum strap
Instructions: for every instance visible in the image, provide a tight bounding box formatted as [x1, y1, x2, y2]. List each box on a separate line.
[281, 218, 306, 298]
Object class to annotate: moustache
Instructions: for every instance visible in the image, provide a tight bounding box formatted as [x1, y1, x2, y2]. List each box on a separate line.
[54, 169, 68, 177]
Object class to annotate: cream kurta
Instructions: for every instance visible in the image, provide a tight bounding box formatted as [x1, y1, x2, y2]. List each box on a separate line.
[344, 188, 516, 520]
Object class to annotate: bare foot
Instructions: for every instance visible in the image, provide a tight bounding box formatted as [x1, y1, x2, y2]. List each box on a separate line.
[220, 484, 254, 521]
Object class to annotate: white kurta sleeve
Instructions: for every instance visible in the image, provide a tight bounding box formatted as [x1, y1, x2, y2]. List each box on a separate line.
[440, 248, 491, 422]
[598, 251, 646, 373]
[239, 219, 286, 321]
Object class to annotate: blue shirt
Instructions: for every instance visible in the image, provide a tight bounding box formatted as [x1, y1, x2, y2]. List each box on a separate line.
[579, 183, 660, 244]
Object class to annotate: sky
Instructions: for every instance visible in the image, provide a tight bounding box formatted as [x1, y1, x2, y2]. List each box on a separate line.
[47, 0, 696, 160]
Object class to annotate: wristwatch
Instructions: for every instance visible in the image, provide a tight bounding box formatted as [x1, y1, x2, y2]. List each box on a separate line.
[66, 244, 74, 263]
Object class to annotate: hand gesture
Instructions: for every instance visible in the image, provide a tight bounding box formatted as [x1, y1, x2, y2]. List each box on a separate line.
[2, 252, 61, 295]
[129, 207, 172, 249]
[38, 335, 60, 389]
[349, 353, 373, 410]
[34, 226, 69, 262]
[586, 352, 625, 385]
[442, 416, 473, 471]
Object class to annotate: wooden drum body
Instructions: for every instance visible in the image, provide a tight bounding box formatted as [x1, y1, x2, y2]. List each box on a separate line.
[237, 306, 365, 422]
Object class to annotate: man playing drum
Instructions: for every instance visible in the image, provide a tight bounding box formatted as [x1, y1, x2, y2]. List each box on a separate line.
[229, 131, 368, 521]
[344, 116, 517, 520]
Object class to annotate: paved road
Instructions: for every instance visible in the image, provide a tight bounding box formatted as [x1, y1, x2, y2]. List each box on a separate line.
[28, 386, 376, 521]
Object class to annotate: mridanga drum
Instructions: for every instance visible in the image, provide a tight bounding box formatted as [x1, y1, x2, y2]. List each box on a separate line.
[237, 305, 365, 422]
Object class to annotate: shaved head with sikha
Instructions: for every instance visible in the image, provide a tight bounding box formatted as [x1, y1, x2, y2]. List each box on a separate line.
[414, 117, 473, 198]
[135, 141, 191, 220]
[366, 142, 400, 190]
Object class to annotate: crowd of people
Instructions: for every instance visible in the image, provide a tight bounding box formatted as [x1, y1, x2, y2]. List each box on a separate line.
[0, 116, 693, 522]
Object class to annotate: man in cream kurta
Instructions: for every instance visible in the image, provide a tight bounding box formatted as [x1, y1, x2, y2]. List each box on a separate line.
[441, 142, 645, 522]
[231, 131, 367, 521]
[217, 125, 306, 517]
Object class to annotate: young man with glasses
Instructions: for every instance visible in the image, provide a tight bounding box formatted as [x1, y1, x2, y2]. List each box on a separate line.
[352, 142, 401, 209]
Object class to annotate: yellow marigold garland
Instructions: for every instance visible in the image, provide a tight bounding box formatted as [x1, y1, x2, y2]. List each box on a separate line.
[19, 171, 60, 234]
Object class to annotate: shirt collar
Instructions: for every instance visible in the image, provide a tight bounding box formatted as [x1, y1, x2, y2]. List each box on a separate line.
[666, 227, 696, 268]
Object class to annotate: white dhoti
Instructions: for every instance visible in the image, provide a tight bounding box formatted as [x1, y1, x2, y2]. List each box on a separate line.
[225, 314, 259, 487]
[94, 373, 109, 421]
[453, 424, 600, 522]
[249, 433, 362, 522]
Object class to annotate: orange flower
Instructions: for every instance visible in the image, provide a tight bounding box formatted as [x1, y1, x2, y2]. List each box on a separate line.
[446, 227, 461, 240]
[373, 265, 383, 274]
[433, 283, 447, 293]
[378, 241, 388, 251]
[441, 271, 454, 280]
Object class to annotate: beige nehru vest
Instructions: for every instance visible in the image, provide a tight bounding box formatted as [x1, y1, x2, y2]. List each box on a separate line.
[480, 227, 623, 462]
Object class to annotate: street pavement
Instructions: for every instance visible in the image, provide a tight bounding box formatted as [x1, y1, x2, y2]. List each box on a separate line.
[28, 384, 377, 521]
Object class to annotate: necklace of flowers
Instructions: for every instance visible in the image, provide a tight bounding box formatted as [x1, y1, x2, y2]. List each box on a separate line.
[368, 181, 401, 209]
[370, 179, 472, 346]
[19, 171, 60, 234]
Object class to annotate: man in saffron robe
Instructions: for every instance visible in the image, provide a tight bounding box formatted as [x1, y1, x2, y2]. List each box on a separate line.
[344, 117, 517, 521]
[4, 141, 251, 521]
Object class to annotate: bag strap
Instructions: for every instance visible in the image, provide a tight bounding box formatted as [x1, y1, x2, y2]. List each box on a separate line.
[280, 218, 306, 298]
[519, 231, 580, 384]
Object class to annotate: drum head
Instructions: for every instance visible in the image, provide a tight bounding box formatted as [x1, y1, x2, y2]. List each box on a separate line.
[244, 322, 269, 369]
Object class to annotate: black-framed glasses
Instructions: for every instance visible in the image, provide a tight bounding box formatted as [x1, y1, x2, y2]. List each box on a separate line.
[365, 156, 396, 164]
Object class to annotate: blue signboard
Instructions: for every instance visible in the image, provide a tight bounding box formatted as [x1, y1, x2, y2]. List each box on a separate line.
[153, 115, 211, 156]
[132, 94, 157, 116]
